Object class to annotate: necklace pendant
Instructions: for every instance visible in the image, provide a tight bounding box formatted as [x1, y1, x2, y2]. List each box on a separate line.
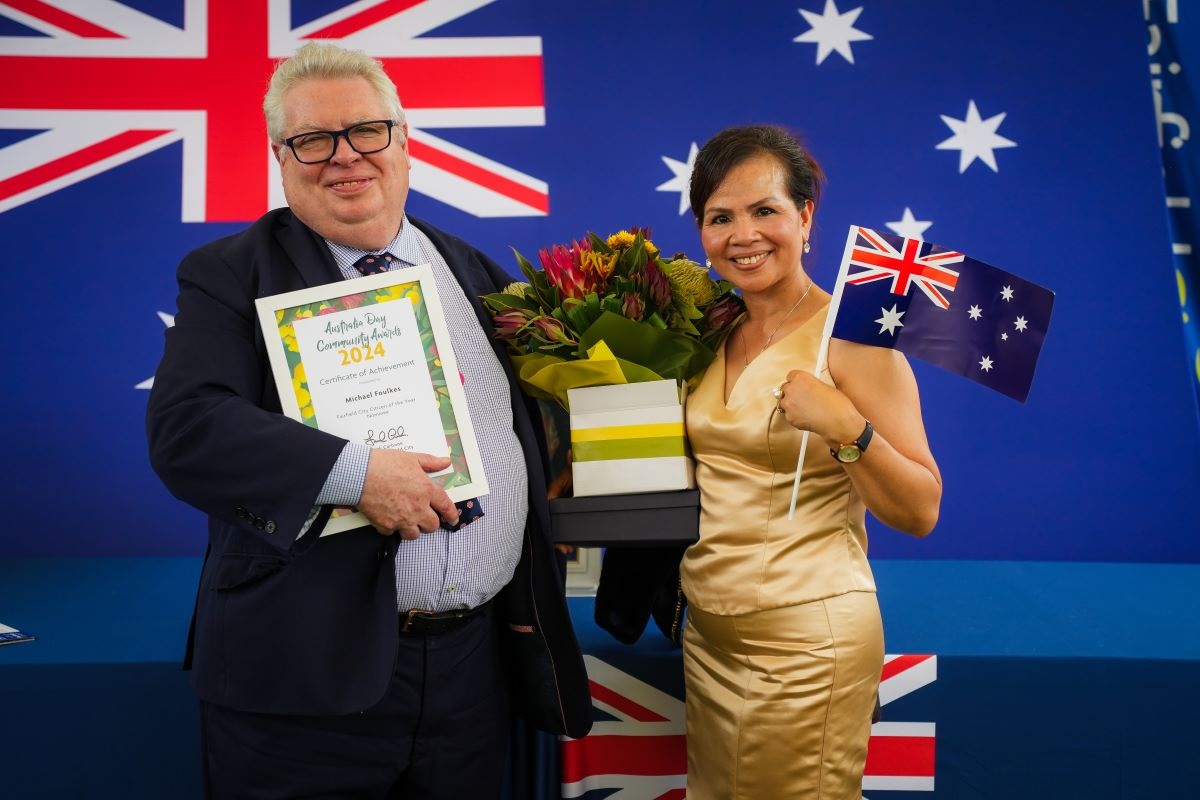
[742, 279, 814, 368]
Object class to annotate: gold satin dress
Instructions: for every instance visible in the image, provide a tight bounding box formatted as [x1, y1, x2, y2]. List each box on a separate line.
[680, 302, 884, 799]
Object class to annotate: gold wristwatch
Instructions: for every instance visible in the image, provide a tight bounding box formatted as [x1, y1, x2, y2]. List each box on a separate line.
[831, 420, 873, 463]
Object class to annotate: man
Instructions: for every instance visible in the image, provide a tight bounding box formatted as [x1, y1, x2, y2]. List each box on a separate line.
[147, 42, 591, 798]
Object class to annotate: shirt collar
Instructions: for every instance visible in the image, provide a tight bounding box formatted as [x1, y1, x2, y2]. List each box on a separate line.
[324, 215, 417, 275]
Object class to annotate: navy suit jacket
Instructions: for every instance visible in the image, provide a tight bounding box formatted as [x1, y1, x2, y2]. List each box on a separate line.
[147, 208, 591, 738]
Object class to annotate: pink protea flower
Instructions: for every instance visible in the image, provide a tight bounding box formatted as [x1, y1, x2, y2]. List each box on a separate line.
[643, 258, 673, 312]
[539, 240, 591, 301]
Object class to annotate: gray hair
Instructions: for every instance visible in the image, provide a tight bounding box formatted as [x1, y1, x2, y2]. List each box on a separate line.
[263, 42, 405, 143]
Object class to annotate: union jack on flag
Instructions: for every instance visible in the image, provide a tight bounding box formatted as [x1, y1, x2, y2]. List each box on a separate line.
[847, 226, 964, 310]
[561, 653, 936, 799]
[0, 0, 549, 222]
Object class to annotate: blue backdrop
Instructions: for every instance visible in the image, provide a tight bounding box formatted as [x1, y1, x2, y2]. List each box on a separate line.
[1, 0, 1195, 562]
[3, 4, 1199, 799]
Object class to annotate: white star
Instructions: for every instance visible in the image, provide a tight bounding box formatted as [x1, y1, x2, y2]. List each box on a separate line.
[979, 355, 994, 372]
[136, 311, 175, 390]
[875, 304, 905, 335]
[885, 207, 932, 241]
[793, 0, 873, 65]
[1014, 316, 1029, 332]
[1001, 332, 1009, 341]
[1000, 285, 1015, 301]
[936, 100, 1018, 173]
[967, 304, 983, 321]
[656, 142, 699, 216]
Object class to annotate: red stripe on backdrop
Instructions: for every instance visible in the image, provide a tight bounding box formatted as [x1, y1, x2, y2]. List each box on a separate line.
[0, 129, 168, 202]
[4, 0, 123, 38]
[0, 55, 543, 112]
[206, 0, 271, 220]
[584, 679, 668, 722]
[303, 0, 425, 38]
[387, 56, 544, 109]
[880, 653, 932, 682]
[560, 735, 686, 783]
[864, 735, 936, 777]
[409, 138, 548, 213]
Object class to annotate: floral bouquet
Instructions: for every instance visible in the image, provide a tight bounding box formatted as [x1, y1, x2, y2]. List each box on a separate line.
[481, 228, 744, 409]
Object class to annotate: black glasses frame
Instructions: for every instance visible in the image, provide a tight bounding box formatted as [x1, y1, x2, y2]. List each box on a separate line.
[281, 119, 397, 164]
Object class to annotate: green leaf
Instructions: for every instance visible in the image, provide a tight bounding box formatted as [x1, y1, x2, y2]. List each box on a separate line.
[481, 292, 538, 312]
[587, 231, 612, 254]
[644, 312, 667, 331]
[576, 310, 717, 381]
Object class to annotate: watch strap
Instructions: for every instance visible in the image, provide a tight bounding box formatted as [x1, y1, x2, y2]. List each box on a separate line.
[830, 420, 873, 460]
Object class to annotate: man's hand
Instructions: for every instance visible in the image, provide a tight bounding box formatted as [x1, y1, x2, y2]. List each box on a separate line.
[357, 450, 459, 539]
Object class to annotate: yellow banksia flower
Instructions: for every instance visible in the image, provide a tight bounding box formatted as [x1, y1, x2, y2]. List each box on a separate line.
[502, 281, 531, 297]
[664, 258, 716, 306]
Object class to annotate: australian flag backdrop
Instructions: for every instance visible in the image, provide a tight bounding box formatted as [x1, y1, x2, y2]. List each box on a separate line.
[1, 0, 1198, 567]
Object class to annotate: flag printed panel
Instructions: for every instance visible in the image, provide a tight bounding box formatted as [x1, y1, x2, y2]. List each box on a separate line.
[0, 0, 549, 221]
[1144, 1, 1200, 412]
[831, 226, 1054, 403]
[562, 654, 936, 798]
[0, 0, 1197, 563]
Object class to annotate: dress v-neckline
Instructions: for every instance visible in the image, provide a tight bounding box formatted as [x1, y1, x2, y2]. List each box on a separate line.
[721, 309, 825, 407]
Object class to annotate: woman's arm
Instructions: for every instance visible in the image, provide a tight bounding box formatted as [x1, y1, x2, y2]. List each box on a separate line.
[778, 338, 942, 536]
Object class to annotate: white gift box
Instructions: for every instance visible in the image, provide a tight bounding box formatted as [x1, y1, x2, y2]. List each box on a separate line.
[567, 379, 696, 497]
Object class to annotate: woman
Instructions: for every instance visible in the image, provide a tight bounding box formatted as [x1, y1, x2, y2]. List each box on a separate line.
[681, 125, 942, 799]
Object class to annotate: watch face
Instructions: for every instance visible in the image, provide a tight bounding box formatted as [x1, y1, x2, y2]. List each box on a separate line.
[836, 445, 862, 463]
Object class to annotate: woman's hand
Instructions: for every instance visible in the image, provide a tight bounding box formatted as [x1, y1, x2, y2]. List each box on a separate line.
[775, 370, 865, 448]
[547, 460, 573, 501]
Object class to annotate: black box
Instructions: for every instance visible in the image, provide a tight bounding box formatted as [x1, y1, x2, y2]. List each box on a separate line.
[549, 489, 699, 547]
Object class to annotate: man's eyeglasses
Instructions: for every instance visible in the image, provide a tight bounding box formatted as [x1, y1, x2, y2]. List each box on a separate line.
[280, 120, 397, 164]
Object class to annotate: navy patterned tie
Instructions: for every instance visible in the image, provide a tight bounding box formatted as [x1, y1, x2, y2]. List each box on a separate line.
[351, 252, 484, 532]
[353, 252, 398, 275]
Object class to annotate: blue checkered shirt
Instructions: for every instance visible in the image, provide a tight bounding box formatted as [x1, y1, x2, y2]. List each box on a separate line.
[313, 217, 528, 612]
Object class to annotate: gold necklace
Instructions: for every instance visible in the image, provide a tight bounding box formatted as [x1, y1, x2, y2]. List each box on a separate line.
[742, 280, 813, 367]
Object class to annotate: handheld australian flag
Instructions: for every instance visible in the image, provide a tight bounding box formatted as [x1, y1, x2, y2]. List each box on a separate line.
[829, 226, 1055, 403]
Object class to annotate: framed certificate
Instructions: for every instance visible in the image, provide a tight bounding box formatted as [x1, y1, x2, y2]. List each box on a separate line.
[255, 265, 488, 536]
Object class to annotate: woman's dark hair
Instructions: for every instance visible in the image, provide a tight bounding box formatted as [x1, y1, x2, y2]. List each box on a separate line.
[689, 125, 825, 224]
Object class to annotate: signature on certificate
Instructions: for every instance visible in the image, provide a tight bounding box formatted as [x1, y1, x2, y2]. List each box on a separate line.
[364, 426, 407, 447]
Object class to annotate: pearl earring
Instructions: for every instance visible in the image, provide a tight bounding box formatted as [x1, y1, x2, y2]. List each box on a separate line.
[803, 240, 811, 254]
[705, 259, 712, 268]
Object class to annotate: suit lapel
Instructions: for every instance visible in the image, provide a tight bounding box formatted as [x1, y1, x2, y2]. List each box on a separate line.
[274, 210, 342, 289]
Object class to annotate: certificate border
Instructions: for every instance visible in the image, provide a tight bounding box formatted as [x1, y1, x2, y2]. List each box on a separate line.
[254, 265, 489, 536]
